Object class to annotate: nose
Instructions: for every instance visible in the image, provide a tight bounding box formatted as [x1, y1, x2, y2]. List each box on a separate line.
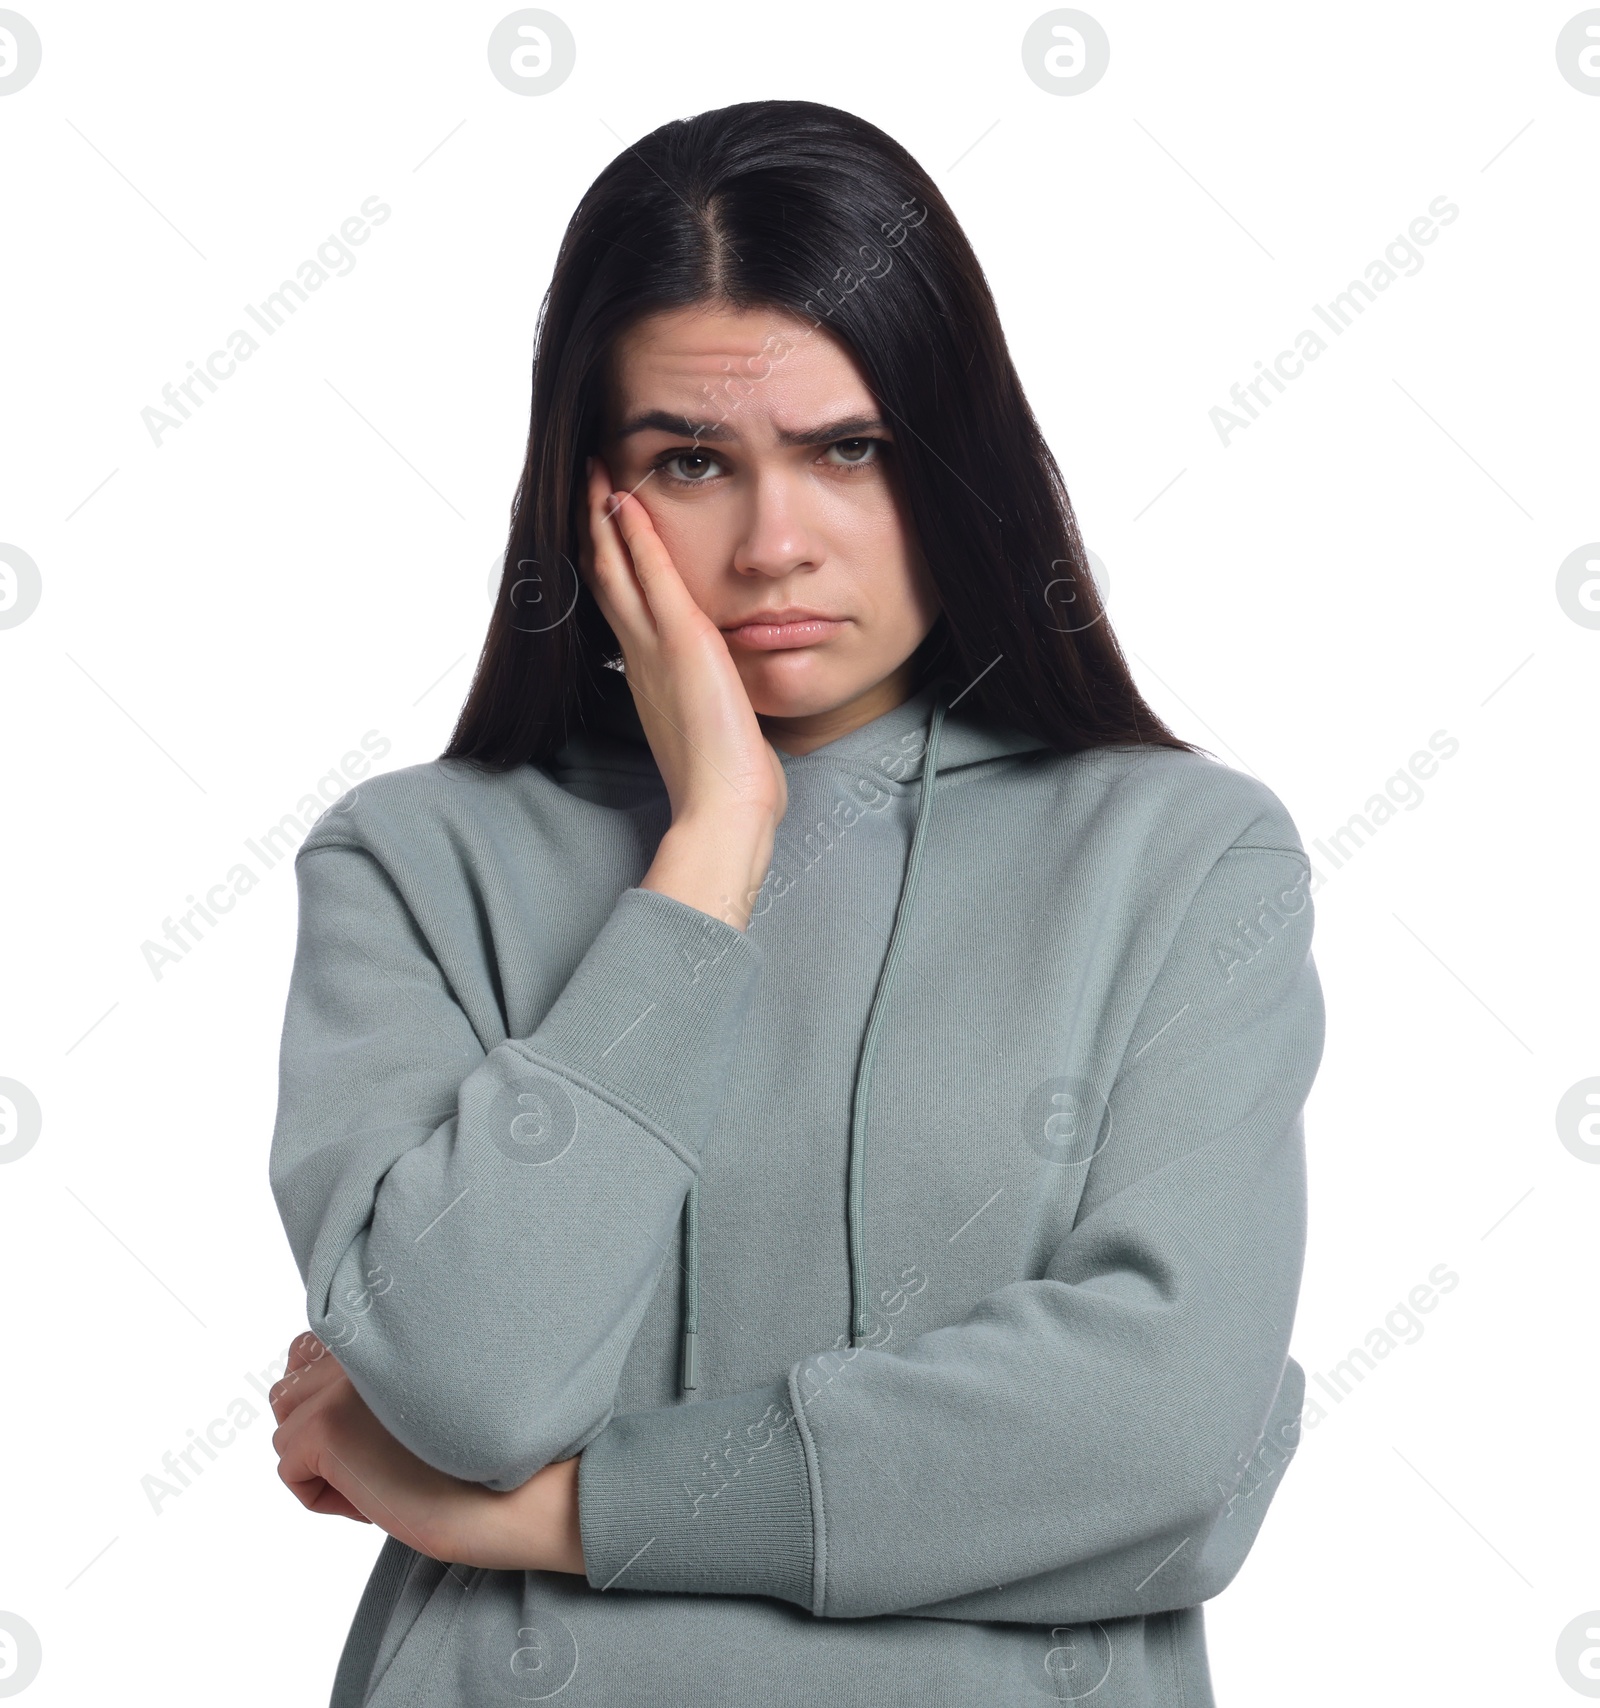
[730, 464, 827, 579]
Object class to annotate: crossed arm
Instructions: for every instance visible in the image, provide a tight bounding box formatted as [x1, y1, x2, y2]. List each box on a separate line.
[268, 823, 1325, 1612]
[268, 1327, 586, 1574]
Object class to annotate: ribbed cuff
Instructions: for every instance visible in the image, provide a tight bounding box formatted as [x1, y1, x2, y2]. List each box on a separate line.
[578, 1377, 817, 1610]
[514, 886, 762, 1151]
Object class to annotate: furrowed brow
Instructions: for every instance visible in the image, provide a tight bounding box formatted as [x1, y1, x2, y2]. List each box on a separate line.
[613, 410, 890, 446]
[774, 415, 889, 446]
[614, 410, 732, 442]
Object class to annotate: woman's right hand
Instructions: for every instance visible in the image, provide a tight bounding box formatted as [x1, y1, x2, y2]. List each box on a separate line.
[580, 454, 787, 929]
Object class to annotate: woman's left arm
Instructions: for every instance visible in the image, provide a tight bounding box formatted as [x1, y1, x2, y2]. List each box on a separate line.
[566, 833, 1326, 1626]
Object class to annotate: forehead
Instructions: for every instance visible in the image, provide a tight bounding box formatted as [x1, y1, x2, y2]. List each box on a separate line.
[607, 303, 874, 424]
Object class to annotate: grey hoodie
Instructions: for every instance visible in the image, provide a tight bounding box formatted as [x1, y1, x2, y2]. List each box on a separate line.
[269, 664, 1324, 1707]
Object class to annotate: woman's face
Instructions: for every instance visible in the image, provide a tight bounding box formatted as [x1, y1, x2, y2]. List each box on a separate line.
[597, 302, 942, 736]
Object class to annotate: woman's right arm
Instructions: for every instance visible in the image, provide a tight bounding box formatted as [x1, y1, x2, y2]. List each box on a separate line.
[268, 464, 782, 1494]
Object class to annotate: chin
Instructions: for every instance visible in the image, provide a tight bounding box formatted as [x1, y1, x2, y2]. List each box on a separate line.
[736, 653, 855, 721]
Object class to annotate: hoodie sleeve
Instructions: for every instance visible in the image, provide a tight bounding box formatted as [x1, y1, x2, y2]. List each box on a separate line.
[268, 840, 762, 1493]
[576, 837, 1324, 1623]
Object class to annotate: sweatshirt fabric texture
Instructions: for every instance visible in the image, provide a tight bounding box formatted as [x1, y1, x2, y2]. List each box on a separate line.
[268, 663, 1325, 1707]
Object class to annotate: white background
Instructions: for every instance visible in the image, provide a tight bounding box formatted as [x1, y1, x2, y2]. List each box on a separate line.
[2, 2, 1596, 1702]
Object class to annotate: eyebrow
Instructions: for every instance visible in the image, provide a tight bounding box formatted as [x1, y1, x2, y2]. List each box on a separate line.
[612, 410, 890, 446]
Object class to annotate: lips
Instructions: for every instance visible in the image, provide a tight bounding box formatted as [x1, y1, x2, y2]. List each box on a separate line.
[720, 608, 848, 651]
[720, 607, 839, 628]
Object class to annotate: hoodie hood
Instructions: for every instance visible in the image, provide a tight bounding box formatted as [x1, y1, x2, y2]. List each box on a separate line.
[554, 665, 1052, 1391]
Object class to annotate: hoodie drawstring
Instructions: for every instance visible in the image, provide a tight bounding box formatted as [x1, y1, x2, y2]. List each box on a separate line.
[679, 692, 950, 1391]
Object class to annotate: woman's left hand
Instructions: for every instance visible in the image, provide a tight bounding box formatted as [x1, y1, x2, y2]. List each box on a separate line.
[268, 1331, 585, 1575]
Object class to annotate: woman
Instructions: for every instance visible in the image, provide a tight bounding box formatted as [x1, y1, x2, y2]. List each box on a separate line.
[267, 99, 1324, 1707]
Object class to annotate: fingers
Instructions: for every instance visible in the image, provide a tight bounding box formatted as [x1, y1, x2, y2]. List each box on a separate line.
[270, 1413, 334, 1521]
[277, 1453, 370, 1524]
[267, 1337, 376, 1526]
[271, 1376, 363, 1518]
[284, 1330, 329, 1380]
[308, 1485, 373, 1524]
[273, 1407, 328, 1510]
[583, 457, 651, 640]
[606, 488, 707, 640]
[269, 1335, 344, 1424]
[585, 459, 705, 643]
[277, 1462, 333, 1512]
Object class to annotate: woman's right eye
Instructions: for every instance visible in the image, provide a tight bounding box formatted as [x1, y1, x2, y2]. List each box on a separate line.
[655, 449, 725, 485]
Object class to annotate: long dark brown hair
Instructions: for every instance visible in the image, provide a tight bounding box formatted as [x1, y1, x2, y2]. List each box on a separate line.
[443, 99, 1201, 771]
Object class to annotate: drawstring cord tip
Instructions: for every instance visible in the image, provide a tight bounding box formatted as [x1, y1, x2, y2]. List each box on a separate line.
[680, 1327, 698, 1392]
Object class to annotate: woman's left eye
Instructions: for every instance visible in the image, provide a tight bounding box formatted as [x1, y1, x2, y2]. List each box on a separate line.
[825, 437, 883, 469]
